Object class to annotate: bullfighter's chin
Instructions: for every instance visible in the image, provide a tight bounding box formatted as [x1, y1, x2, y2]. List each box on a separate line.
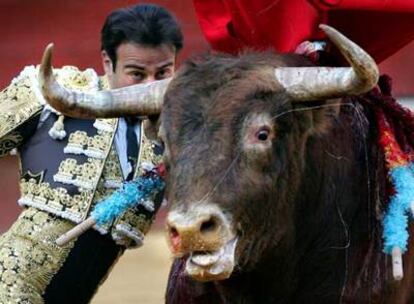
[185, 237, 238, 281]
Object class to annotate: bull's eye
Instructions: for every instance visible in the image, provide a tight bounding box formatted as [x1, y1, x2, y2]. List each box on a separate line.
[256, 127, 270, 141]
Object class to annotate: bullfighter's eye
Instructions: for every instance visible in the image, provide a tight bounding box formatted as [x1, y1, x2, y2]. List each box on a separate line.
[256, 127, 270, 141]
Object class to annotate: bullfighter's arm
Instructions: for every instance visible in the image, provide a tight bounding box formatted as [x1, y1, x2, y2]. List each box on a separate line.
[0, 67, 43, 157]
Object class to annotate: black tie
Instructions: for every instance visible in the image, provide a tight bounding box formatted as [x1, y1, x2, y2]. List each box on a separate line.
[126, 117, 139, 180]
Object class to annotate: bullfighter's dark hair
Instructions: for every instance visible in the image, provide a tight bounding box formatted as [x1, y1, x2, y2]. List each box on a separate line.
[101, 3, 183, 70]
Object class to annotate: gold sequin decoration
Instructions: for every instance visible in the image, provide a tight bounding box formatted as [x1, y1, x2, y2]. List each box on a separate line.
[86, 133, 111, 159]
[55, 66, 98, 91]
[64, 130, 114, 159]
[54, 158, 103, 190]
[119, 213, 152, 236]
[20, 118, 118, 223]
[136, 130, 163, 176]
[0, 208, 75, 304]
[6, 68, 161, 247]
[0, 74, 42, 143]
[93, 118, 117, 133]
[19, 178, 91, 223]
[101, 147, 124, 189]
[64, 131, 88, 153]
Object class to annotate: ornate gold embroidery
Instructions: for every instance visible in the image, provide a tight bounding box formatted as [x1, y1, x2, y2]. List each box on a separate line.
[0, 208, 75, 304]
[93, 118, 117, 133]
[21, 170, 45, 184]
[19, 178, 91, 223]
[112, 211, 153, 247]
[64, 131, 89, 154]
[0, 65, 99, 141]
[86, 133, 111, 159]
[101, 147, 124, 189]
[76, 159, 103, 190]
[64, 130, 114, 159]
[0, 74, 42, 140]
[5, 67, 161, 247]
[124, 213, 152, 235]
[19, 128, 160, 247]
[0, 131, 23, 157]
[54, 158, 77, 183]
[136, 130, 163, 176]
[54, 158, 103, 190]
[35, 120, 118, 223]
[56, 66, 99, 92]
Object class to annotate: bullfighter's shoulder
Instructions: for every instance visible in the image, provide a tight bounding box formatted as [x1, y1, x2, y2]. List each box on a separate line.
[0, 65, 102, 151]
[0, 66, 43, 142]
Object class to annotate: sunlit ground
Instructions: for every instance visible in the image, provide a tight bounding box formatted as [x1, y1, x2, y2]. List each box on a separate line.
[92, 230, 172, 304]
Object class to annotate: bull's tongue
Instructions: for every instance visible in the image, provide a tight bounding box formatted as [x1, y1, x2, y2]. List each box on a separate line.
[186, 238, 238, 281]
[190, 249, 223, 267]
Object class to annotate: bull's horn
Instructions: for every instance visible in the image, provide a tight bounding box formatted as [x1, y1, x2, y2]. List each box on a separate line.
[38, 44, 170, 119]
[274, 24, 379, 101]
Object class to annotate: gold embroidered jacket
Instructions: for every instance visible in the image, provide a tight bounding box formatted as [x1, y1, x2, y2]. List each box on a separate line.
[0, 66, 162, 248]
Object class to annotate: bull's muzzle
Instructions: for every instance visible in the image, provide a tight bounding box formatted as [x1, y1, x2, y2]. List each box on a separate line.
[166, 204, 231, 255]
[166, 203, 238, 281]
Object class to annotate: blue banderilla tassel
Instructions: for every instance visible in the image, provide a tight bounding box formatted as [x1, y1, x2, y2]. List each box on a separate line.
[91, 174, 165, 226]
[382, 164, 414, 280]
[55, 166, 165, 246]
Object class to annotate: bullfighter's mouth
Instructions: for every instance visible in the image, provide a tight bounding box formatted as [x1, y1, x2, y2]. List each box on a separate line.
[185, 237, 238, 281]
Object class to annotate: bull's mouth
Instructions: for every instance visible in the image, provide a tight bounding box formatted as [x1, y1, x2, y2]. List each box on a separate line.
[185, 237, 238, 281]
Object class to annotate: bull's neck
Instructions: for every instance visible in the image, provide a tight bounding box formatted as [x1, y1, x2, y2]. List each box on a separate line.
[291, 105, 390, 302]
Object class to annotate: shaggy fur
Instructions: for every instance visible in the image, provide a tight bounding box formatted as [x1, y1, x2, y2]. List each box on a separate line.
[161, 53, 413, 303]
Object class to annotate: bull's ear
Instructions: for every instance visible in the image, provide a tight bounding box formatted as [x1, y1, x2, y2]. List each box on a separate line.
[312, 98, 341, 135]
[294, 98, 340, 136]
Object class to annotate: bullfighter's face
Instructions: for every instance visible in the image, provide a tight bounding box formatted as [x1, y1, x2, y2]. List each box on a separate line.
[102, 42, 176, 89]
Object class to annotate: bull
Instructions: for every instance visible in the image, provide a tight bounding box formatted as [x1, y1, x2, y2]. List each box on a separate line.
[39, 25, 412, 303]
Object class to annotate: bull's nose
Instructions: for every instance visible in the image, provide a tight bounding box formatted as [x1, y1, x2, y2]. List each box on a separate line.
[166, 204, 231, 255]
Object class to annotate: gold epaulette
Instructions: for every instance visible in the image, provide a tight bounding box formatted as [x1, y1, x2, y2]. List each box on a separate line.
[0, 65, 100, 140]
[0, 67, 43, 141]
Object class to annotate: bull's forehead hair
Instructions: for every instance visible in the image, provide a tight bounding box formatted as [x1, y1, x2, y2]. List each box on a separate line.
[173, 51, 313, 89]
[162, 52, 313, 135]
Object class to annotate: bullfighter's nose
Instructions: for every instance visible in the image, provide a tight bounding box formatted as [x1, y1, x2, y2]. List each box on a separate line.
[166, 204, 232, 255]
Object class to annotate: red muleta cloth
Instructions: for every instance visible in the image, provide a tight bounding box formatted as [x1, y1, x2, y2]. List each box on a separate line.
[193, 0, 414, 63]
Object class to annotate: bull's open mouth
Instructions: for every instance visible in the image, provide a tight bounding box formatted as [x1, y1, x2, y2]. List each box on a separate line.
[185, 237, 238, 281]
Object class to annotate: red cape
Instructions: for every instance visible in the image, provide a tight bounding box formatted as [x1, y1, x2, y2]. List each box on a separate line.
[193, 0, 414, 63]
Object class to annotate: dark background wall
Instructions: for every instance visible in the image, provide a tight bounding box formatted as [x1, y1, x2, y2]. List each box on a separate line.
[0, 0, 208, 88]
[0, 0, 413, 231]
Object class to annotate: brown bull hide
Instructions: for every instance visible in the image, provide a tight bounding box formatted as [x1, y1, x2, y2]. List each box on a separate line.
[162, 52, 412, 303]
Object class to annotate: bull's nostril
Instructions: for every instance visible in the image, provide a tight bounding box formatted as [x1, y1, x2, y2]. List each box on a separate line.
[169, 226, 181, 251]
[170, 226, 179, 239]
[200, 218, 218, 234]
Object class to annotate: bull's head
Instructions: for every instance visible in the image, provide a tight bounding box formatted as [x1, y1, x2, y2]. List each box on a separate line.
[38, 25, 378, 282]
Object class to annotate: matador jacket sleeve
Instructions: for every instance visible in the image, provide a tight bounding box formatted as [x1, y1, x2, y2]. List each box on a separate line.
[0, 67, 44, 157]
